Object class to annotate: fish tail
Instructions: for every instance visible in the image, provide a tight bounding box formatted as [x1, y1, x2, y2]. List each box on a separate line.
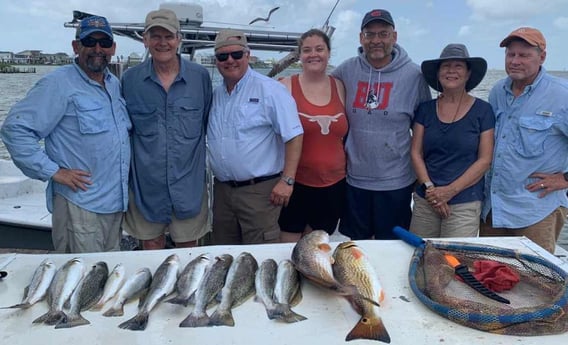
[3, 303, 32, 309]
[346, 315, 391, 343]
[102, 305, 124, 317]
[208, 308, 235, 327]
[54, 313, 90, 329]
[32, 310, 67, 325]
[271, 303, 307, 323]
[118, 312, 149, 331]
[90, 301, 105, 311]
[281, 309, 308, 323]
[165, 296, 189, 307]
[179, 311, 210, 328]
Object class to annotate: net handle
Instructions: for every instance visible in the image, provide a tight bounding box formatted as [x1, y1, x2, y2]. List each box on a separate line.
[393, 226, 426, 248]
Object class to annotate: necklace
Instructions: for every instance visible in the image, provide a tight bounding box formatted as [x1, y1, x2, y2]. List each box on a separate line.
[436, 91, 465, 132]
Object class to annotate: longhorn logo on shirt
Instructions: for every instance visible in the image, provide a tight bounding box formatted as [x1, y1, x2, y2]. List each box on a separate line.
[353, 81, 393, 111]
[299, 112, 344, 135]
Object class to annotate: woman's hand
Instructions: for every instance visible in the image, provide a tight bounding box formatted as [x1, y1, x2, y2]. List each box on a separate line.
[425, 185, 456, 206]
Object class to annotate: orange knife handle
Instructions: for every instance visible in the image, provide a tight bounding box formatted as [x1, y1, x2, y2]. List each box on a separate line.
[444, 254, 461, 268]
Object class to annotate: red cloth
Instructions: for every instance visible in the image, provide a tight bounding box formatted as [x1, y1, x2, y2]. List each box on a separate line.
[472, 260, 520, 292]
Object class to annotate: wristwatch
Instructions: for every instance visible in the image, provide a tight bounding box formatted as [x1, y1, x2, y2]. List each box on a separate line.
[563, 172, 568, 182]
[281, 175, 295, 186]
[421, 181, 434, 190]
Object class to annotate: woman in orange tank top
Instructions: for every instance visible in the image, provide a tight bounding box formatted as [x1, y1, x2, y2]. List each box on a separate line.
[278, 29, 348, 242]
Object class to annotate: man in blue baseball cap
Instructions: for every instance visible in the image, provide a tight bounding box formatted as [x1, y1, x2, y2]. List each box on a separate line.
[1, 15, 131, 253]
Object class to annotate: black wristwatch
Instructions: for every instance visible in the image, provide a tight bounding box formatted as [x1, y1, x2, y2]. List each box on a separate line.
[563, 172, 568, 182]
[281, 175, 295, 186]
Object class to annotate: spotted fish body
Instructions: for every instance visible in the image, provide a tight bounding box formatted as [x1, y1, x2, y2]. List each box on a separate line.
[32, 257, 84, 325]
[118, 254, 179, 331]
[4, 259, 56, 309]
[332, 241, 391, 343]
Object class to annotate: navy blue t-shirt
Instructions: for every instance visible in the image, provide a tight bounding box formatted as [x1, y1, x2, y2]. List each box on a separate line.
[414, 98, 495, 204]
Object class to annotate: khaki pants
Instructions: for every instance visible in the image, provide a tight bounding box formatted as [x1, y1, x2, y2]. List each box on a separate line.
[212, 177, 281, 245]
[409, 194, 481, 238]
[480, 207, 567, 254]
[52, 194, 123, 253]
[123, 188, 210, 243]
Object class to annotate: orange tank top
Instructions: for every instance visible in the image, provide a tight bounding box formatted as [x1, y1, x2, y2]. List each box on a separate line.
[291, 74, 348, 187]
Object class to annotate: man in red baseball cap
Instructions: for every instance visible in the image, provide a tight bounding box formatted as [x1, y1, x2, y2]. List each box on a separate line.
[481, 27, 568, 254]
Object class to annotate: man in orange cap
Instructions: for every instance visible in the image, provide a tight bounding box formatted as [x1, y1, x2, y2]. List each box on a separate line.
[481, 27, 568, 253]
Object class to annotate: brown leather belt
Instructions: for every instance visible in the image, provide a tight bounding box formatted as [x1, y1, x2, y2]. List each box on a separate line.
[220, 173, 281, 188]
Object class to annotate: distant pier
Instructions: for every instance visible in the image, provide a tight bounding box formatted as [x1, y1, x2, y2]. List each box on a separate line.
[0, 66, 36, 74]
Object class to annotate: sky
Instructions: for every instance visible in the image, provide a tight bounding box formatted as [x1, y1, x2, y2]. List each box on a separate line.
[2, 0, 568, 71]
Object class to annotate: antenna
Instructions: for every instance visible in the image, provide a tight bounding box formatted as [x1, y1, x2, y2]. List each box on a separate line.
[323, 0, 341, 27]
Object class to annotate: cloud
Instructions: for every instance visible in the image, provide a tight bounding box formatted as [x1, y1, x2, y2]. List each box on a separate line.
[553, 16, 568, 30]
[466, 0, 567, 20]
[458, 25, 472, 36]
[396, 17, 429, 38]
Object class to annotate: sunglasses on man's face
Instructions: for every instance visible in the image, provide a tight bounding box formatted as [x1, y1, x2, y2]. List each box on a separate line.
[80, 36, 114, 49]
[215, 50, 245, 62]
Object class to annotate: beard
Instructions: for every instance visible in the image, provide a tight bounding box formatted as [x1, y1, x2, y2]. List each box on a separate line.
[86, 53, 109, 73]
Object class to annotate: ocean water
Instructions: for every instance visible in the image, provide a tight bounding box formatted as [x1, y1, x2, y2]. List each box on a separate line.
[1, 65, 567, 250]
[3, 67, 568, 159]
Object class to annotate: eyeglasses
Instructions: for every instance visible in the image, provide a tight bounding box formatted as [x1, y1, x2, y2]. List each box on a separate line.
[362, 31, 392, 40]
[215, 50, 245, 62]
[80, 37, 114, 48]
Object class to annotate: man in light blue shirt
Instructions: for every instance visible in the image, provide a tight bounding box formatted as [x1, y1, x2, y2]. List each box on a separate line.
[208, 29, 303, 245]
[0, 16, 131, 253]
[481, 27, 568, 253]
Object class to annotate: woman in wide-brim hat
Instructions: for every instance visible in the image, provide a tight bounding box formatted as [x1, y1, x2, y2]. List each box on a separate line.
[409, 43, 496, 238]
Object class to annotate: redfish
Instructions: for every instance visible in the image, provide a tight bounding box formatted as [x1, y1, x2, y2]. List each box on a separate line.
[332, 241, 391, 343]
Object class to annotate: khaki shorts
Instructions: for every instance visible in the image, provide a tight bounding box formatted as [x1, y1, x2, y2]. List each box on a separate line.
[211, 177, 281, 245]
[124, 188, 210, 243]
[480, 207, 567, 254]
[409, 194, 481, 238]
[52, 194, 123, 253]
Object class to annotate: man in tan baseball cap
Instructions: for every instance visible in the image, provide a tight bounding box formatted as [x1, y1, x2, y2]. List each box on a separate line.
[121, 8, 213, 250]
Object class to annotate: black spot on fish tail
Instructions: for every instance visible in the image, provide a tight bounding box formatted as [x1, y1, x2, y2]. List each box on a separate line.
[118, 312, 149, 331]
[179, 311, 210, 328]
[346, 315, 391, 343]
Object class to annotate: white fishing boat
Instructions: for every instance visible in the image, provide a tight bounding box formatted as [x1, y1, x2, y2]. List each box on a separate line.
[0, 159, 52, 250]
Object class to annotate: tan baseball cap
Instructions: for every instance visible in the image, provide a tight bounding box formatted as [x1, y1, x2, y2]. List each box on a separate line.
[214, 29, 248, 51]
[499, 27, 546, 51]
[145, 9, 180, 34]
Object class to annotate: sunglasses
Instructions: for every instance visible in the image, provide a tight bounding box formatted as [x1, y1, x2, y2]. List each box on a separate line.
[80, 36, 114, 49]
[215, 50, 245, 62]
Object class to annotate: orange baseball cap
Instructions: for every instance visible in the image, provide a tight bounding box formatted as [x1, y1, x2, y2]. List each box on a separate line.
[499, 27, 546, 51]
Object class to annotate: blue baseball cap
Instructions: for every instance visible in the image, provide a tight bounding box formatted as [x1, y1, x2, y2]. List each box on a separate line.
[76, 16, 113, 40]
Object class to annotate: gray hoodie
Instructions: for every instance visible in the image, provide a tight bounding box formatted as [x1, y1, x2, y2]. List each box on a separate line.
[331, 44, 431, 191]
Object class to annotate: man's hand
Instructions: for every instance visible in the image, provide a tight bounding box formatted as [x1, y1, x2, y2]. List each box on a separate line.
[52, 168, 92, 192]
[527, 172, 568, 198]
[270, 180, 293, 207]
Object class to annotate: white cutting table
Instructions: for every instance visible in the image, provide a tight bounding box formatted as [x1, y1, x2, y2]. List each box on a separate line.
[0, 238, 567, 345]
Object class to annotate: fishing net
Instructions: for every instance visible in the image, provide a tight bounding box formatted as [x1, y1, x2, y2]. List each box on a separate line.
[407, 239, 568, 336]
